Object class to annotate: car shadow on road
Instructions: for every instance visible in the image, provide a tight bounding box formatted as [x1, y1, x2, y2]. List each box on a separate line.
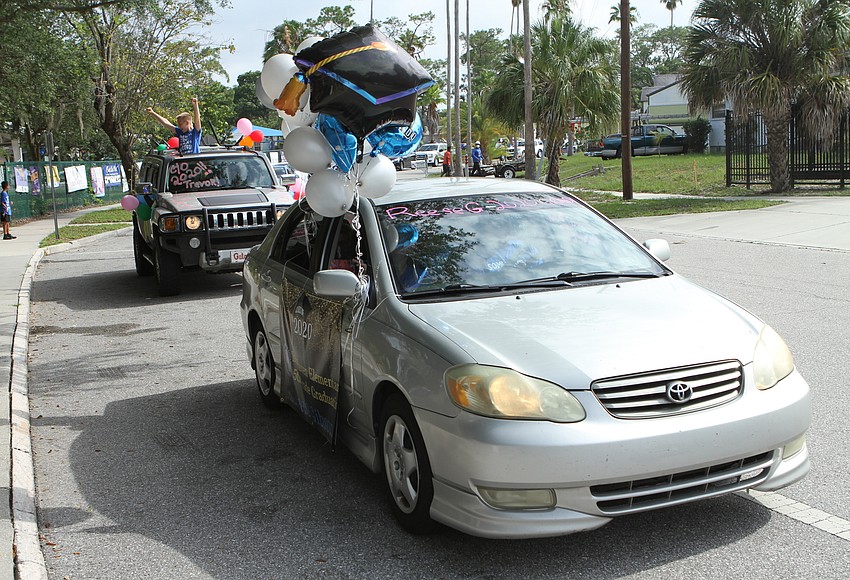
[35, 379, 772, 579]
[33, 255, 244, 312]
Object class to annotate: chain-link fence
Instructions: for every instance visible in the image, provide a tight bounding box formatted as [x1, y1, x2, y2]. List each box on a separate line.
[1, 160, 130, 220]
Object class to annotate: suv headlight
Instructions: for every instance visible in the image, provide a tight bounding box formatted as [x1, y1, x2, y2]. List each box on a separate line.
[753, 324, 795, 390]
[446, 365, 585, 422]
[184, 215, 203, 230]
[159, 215, 179, 233]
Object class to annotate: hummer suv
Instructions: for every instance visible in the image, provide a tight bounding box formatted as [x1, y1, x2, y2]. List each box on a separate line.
[133, 146, 294, 296]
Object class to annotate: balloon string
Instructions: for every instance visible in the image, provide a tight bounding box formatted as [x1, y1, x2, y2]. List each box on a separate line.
[305, 42, 389, 77]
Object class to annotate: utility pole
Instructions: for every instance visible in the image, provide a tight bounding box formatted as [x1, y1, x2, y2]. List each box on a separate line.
[620, 0, 634, 200]
[466, 0, 472, 176]
[453, 0, 462, 176]
[522, 0, 536, 180]
[445, 0, 452, 148]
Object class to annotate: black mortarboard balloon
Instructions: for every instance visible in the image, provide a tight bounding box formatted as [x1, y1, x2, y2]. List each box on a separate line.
[292, 24, 434, 140]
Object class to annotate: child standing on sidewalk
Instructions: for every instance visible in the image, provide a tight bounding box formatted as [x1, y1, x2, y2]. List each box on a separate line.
[1, 181, 15, 239]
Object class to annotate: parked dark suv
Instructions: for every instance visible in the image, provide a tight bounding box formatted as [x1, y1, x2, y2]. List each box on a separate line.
[133, 146, 294, 296]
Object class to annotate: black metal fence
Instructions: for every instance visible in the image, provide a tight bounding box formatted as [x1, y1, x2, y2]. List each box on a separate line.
[726, 110, 850, 188]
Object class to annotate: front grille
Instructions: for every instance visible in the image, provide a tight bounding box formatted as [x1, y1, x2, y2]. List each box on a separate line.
[206, 208, 275, 232]
[592, 360, 743, 419]
[590, 451, 774, 515]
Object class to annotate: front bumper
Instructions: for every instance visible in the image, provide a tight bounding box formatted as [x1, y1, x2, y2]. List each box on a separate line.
[416, 368, 811, 539]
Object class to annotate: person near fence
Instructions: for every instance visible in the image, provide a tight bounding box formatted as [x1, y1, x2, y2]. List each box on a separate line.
[147, 97, 202, 154]
[1, 181, 15, 239]
[441, 146, 452, 177]
[471, 141, 483, 176]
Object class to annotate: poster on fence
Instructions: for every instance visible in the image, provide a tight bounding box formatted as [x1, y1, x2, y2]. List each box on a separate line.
[14, 167, 28, 193]
[103, 163, 122, 189]
[29, 166, 41, 195]
[45, 166, 61, 188]
[90, 166, 105, 197]
[120, 165, 129, 192]
[64, 165, 88, 193]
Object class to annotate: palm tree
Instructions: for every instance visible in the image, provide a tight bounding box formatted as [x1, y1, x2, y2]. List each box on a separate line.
[681, 0, 850, 192]
[509, 0, 521, 38]
[660, 0, 683, 28]
[487, 14, 620, 186]
[609, 3, 638, 24]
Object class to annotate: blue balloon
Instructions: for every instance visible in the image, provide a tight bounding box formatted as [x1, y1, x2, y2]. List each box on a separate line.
[315, 114, 358, 173]
[366, 113, 423, 159]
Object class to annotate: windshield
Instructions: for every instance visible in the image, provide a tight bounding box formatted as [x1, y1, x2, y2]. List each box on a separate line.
[376, 191, 665, 295]
[167, 156, 274, 193]
[420, 144, 439, 151]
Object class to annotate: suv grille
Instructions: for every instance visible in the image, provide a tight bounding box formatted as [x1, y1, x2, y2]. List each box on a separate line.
[205, 209, 275, 232]
[590, 451, 774, 515]
[591, 360, 743, 419]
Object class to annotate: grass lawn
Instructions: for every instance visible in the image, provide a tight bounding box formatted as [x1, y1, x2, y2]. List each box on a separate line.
[39, 208, 132, 247]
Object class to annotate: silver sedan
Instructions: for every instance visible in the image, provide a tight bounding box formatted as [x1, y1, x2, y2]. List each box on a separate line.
[240, 178, 810, 539]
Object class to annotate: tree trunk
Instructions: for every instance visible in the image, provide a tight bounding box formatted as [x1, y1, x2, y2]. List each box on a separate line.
[764, 112, 792, 192]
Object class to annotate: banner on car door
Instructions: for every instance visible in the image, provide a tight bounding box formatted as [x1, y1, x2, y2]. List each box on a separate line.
[281, 280, 345, 445]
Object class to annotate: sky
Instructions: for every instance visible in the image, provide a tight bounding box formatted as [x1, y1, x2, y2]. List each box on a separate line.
[206, 0, 698, 84]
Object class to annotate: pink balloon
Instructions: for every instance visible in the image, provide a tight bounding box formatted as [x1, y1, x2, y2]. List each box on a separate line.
[237, 118, 253, 136]
[250, 129, 264, 142]
[120, 194, 140, 211]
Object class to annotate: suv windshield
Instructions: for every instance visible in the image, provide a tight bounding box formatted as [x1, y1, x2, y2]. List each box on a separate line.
[167, 156, 274, 193]
[420, 144, 439, 151]
[376, 191, 665, 295]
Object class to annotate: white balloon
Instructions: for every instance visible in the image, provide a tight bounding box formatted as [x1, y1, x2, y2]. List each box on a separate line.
[296, 36, 325, 54]
[277, 93, 317, 137]
[304, 169, 354, 218]
[260, 53, 297, 105]
[353, 154, 397, 199]
[255, 77, 276, 110]
[283, 126, 332, 173]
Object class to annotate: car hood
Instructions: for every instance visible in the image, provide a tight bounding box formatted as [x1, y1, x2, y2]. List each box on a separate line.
[405, 275, 761, 388]
[157, 187, 294, 212]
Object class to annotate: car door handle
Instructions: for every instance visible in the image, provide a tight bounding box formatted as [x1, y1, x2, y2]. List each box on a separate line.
[260, 271, 272, 284]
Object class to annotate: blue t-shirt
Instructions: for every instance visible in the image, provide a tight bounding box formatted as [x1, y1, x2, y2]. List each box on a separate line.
[1, 189, 10, 216]
[472, 147, 482, 163]
[176, 127, 202, 154]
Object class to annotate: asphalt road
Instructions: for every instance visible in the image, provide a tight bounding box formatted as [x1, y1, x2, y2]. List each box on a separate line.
[26, 227, 850, 579]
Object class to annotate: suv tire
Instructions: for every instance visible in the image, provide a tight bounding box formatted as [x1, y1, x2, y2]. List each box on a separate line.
[154, 236, 181, 296]
[132, 216, 154, 277]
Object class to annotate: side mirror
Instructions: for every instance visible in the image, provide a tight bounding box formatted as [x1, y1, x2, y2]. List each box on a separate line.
[134, 181, 157, 196]
[644, 238, 671, 262]
[314, 269, 363, 298]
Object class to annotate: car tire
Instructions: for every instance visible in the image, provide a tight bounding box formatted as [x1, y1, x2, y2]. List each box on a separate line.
[502, 166, 516, 179]
[154, 237, 181, 297]
[132, 216, 154, 277]
[381, 393, 436, 535]
[536, 150, 543, 158]
[252, 325, 280, 408]
[614, 147, 622, 159]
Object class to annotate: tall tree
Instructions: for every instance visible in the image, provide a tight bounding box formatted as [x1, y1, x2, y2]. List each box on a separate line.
[681, 0, 850, 192]
[660, 0, 683, 27]
[487, 14, 619, 186]
[66, 0, 228, 184]
[380, 12, 435, 57]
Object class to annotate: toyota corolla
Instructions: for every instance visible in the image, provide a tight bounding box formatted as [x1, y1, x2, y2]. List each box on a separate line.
[240, 178, 810, 539]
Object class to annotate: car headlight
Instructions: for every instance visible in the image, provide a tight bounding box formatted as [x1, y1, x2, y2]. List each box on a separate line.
[752, 324, 795, 390]
[446, 364, 585, 422]
[159, 215, 179, 233]
[184, 215, 203, 230]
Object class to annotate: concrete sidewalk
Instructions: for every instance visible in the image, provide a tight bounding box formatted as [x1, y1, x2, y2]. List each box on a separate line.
[2, 205, 125, 580]
[1, 195, 848, 579]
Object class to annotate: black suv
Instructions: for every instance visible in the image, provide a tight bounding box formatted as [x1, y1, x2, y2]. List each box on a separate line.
[133, 146, 294, 296]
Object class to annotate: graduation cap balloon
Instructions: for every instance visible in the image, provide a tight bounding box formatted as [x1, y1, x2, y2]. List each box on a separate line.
[278, 24, 434, 140]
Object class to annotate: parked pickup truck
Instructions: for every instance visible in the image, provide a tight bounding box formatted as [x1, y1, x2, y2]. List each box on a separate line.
[601, 124, 687, 159]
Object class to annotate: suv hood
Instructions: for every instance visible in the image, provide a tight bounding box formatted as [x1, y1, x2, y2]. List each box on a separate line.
[405, 275, 761, 388]
[157, 187, 294, 212]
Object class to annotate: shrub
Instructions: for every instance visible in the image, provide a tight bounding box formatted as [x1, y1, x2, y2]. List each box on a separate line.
[683, 118, 712, 153]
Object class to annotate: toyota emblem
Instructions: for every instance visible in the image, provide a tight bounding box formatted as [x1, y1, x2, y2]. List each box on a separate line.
[666, 382, 693, 403]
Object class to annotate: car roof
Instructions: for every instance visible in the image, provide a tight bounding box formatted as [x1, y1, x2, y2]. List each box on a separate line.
[145, 146, 263, 161]
[371, 177, 559, 206]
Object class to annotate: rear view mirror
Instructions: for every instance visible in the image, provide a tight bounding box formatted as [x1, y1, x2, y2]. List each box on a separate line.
[644, 238, 671, 262]
[134, 181, 157, 196]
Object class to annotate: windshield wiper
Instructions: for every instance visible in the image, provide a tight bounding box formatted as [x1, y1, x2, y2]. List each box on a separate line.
[404, 283, 505, 298]
[509, 271, 662, 286]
